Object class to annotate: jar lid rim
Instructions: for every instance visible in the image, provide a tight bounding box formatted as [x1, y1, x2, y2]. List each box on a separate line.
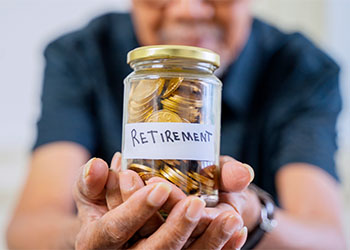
[127, 45, 220, 67]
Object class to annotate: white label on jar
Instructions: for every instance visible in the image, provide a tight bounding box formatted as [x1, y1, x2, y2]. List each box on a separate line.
[123, 123, 215, 161]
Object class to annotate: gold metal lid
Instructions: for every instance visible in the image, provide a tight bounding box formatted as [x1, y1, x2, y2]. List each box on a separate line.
[127, 45, 220, 67]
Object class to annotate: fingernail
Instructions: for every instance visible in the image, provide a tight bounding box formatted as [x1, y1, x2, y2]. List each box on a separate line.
[111, 152, 122, 172]
[223, 214, 239, 234]
[185, 197, 205, 221]
[107, 169, 118, 190]
[242, 164, 254, 183]
[238, 226, 247, 237]
[119, 171, 136, 191]
[147, 183, 172, 206]
[235, 226, 248, 249]
[84, 158, 95, 178]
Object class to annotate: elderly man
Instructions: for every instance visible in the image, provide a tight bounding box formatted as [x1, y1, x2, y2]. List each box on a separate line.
[7, 0, 345, 249]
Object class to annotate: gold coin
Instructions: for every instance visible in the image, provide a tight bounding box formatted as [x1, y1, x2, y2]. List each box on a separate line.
[129, 100, 152, 112]
[143, 159, 164, 169]
[163, 165, 188, 186]
[201, 164, 217, 179]
[128, 105, 153, 117]
[172, 167, 199, 188]
[188, 171, 215, 187]
[146, 109, 183, 123]
[160, 99, 178, 110]
[138, 171, 163, 181]
[200, 185, 214, 194]
[169, 95, 203, 108]
[128, 109, 153, 123]
[129, 163, 156, 173]
[162, 77, 183, 98]
[159, 168, 194, 194]
[170, 108, 200, 123]
[164, 166, 199, 193]
[188, 110, 201, 123]
[159, 169, 183, 187]
[161, 100, 201, 123]
[163, 106, 178, 114]
[178, 80, 202, 95]
[162, 159, 181, 167]
[131, 78, 165, 103]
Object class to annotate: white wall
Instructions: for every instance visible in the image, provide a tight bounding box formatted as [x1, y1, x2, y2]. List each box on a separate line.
[0, 0, 131, 152]
[0, 0, 349, 249]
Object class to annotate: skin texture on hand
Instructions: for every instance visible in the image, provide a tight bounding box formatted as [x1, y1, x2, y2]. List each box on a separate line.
[74, 157, 200, 249]
[73, 153, 254, 250]
[8, 143, 345, 249]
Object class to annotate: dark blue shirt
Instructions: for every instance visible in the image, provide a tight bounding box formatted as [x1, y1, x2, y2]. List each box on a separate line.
[34, 13, 341, 202]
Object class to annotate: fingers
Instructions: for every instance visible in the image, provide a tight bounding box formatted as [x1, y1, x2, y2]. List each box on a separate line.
[142, 196, 205, 250]
[88, 182, 173, 249]
[119, 170, 165, 237]
[119, 173, 186, 237]
[106, 152, 123, 210]
[119, 170, 145, 201]
[188, 210, 244, 250]
[140, 177, 187, 237]
[110, 152, 122, 172]
[146, 177, 187, 211]
[73, 158, 109, 223]
[220, 156, 254, 192]
[223, 226, 248, 250]
[190, 203, 233, 238]
[219, 191, 248, 215]
[78, 158, 109, 200]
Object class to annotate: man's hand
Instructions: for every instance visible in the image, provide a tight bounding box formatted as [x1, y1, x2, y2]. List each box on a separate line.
[73, 153, 252, 249]
[109, 155, 257, 249]
[139, 155, 259, 249]
[73, 156, 209, 249]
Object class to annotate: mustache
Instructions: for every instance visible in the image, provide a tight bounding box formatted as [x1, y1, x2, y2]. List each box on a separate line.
[158, 23, 224, 43]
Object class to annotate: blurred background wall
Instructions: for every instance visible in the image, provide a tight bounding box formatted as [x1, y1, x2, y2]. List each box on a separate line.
[0, 0, 349, 248]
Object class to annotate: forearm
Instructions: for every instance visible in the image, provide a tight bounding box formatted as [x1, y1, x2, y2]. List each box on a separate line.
[7, 211, 80, 249]
[256, 209, 346, 250]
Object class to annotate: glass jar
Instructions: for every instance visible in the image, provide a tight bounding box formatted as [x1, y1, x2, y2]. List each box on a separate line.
[122, 45, 222, 206]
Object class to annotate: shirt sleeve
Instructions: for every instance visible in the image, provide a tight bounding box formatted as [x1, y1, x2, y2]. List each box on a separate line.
[266, 44, 342, 181]
[33, 38, 97, 154]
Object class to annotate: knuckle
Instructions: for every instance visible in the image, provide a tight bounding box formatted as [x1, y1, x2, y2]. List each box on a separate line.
[170, 227, 190, 246]
[205, 232, 229, 250]
[206, 238, 225, 250]
[101, 218, 129, 244]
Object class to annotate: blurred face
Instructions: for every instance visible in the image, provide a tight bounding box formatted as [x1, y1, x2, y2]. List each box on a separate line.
[131, 0, 253, 73]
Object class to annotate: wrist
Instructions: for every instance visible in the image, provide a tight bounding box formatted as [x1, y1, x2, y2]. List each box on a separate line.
[242, 184, 278, 250]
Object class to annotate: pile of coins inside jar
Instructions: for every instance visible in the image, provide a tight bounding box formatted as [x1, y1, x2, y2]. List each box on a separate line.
[126, 77, 218, 196]
[127, 160, 217, 195]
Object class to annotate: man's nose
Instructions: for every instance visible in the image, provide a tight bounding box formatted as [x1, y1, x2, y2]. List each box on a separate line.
[167, 0, 215, 21]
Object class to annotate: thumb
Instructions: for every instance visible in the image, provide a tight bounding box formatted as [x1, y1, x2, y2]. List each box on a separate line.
[220, 156, 254, 192]
[73, 158, 109, 223]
